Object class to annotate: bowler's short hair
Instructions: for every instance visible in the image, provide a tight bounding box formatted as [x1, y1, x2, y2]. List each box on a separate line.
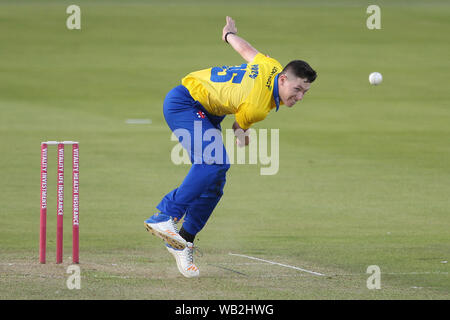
[281, 60, 317, 83]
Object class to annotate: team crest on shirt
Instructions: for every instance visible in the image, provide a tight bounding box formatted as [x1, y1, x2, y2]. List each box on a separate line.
[196, 110, 206, 119]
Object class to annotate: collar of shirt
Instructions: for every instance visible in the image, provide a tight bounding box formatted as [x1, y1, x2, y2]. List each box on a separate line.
[273, 73, 281, 112]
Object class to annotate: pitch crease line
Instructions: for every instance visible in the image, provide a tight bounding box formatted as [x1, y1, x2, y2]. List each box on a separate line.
[229, 253, 325, 276]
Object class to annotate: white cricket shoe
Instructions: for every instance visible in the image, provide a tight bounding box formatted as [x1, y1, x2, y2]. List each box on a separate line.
[166, 242, 199, 278]
[144, 213, 187, 250]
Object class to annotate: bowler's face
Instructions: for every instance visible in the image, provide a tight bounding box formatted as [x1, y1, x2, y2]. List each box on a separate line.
[278, 74, 311, 107]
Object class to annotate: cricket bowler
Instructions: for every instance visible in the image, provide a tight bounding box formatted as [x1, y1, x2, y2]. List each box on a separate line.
[145, 16, 317, 277]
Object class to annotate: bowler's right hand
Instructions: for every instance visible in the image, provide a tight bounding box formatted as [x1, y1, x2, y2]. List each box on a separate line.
[222, 16, 237, 42]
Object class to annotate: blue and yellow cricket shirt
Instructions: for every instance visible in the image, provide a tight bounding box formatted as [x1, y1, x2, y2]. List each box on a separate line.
[182, 53, 283, 130]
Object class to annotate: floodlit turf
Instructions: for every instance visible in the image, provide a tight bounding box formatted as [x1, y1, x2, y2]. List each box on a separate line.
[0, 0, 449, 299]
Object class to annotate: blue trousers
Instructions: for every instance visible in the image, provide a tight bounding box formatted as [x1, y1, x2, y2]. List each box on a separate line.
[156, 85, 230, 236]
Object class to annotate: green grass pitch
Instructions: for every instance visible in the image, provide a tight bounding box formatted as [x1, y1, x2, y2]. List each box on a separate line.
[0, 0, 449, 299]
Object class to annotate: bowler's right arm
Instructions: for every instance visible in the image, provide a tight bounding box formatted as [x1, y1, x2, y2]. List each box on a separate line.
[222, 16, 259, 63]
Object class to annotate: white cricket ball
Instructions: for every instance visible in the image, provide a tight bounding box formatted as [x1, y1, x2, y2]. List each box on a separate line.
[369, 72, 383, 85]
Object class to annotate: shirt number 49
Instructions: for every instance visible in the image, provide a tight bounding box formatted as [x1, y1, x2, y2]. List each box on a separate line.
[210, 64, 247, 84]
